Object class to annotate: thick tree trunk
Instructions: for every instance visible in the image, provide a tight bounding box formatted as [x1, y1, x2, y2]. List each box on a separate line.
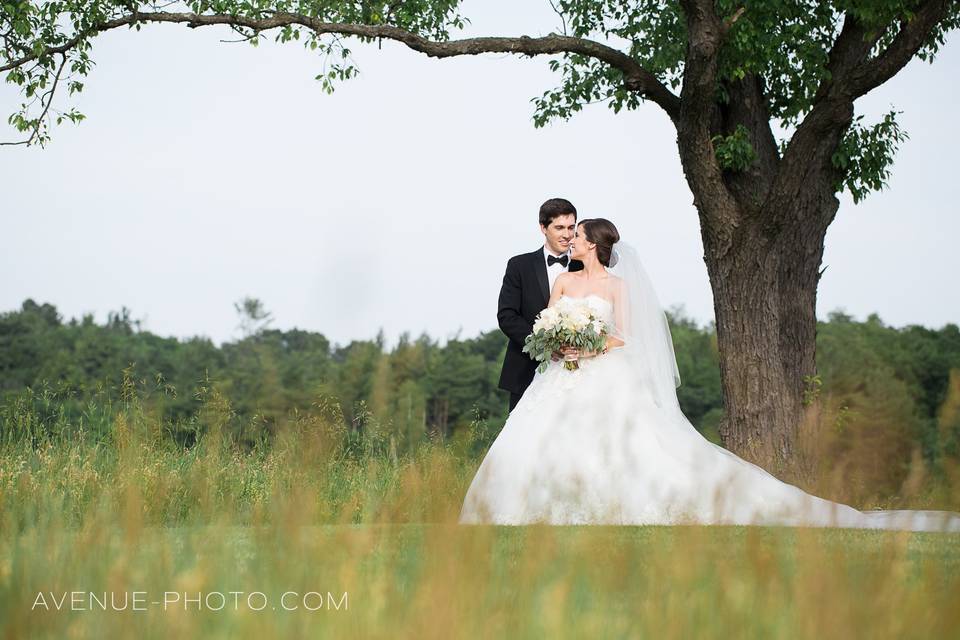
[674, 57, 851, 476]
[700, 189, 838, 476]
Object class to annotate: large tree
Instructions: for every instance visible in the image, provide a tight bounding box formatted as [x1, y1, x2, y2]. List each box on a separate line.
[3, 0, 957, 472]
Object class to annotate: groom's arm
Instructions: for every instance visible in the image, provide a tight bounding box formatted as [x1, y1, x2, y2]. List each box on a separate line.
[497, 257, 533, 347]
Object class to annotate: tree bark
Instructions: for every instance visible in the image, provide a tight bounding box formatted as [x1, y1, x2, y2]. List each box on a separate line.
[698, 159, 841, 474]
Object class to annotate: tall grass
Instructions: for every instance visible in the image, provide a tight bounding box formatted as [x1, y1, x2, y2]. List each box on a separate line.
[1, 373, 958, 638]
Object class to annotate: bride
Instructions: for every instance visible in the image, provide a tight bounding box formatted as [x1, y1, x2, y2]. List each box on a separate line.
[459, 218, 960, 531]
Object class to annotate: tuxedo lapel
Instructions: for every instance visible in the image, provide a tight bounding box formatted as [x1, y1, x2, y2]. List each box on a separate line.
[532, 249, 550, 306]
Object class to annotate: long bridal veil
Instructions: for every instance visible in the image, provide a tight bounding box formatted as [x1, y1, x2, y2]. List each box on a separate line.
[594, 241, 960, 532]
[607, 241, 682, 412]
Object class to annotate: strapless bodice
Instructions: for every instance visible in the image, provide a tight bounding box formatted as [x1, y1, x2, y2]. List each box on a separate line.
[556, 294, 615, 325]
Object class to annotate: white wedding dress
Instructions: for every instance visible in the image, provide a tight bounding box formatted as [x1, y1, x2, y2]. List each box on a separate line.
[459, 294, 960, 532]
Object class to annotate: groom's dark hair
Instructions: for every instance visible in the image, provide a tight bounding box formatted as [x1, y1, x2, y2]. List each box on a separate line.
[539, 198, 577, 227]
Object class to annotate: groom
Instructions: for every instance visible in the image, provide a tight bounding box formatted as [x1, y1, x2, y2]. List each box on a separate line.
[497, 198, 584, 412]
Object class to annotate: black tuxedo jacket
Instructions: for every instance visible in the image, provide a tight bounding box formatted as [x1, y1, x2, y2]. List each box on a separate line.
[497, 248, 584, 395]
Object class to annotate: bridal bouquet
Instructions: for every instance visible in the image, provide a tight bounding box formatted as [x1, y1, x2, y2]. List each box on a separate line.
[523, 299, 609, 372]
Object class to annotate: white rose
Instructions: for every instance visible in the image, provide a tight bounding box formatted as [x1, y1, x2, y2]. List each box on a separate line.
[545, 307, 561, 327]
[568, 306, 590, 331]
[534, 307, 560, 333]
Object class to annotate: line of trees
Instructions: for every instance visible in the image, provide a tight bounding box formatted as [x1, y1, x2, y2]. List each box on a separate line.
[2, 297, 960, 498]
[0, 298, 723, 446]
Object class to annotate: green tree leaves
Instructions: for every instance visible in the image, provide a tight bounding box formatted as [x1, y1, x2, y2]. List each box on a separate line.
[1, 0, 468, 146]
[712, 124, 757, 172]
[1, 1, 957, 198]
[533, 1, 685, 126]
[831, 109, 908, 203]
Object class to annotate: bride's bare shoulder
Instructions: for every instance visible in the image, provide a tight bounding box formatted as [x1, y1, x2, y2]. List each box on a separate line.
[607, 274, 627, 296]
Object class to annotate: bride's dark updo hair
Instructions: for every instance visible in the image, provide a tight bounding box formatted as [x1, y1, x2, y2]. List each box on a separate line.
[578, 218, 620, 267]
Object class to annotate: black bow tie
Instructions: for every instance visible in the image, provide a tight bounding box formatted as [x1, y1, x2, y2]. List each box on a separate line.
[547, 254, 569, 267]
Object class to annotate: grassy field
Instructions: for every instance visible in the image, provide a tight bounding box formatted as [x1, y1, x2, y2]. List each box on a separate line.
[4, 521, 960, 639]
[2, 389, 959, 639]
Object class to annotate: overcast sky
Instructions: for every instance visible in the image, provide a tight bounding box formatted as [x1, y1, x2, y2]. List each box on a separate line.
[2, 2, 958, 347]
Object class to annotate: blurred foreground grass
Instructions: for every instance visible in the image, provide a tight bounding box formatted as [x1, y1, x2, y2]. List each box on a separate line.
[3, 521, 959, 639]
[1, 385, 959, 638]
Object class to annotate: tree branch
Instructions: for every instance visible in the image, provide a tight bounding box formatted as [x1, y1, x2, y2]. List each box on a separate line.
[847, 0, 954, 98]
[0, 52, 68, 146]
[721, 6, 746, 36]
[0, 10, 681, 121]
[676, 0, 738, 240]
[819, 13, 880, 96]
[721, 74, 780, 209]
[678, 0, 724, 115]
[772, 14, 878, 184]
[766, 1, 953, 226]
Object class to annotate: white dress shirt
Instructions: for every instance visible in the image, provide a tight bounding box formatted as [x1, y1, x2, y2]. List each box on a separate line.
[543, 245, 571, 295]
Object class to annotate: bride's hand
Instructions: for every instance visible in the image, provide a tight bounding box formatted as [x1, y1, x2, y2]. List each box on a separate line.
[553, 346, 574, 361]
[563, 346, 603, 359]
[579, 344, 612, 359]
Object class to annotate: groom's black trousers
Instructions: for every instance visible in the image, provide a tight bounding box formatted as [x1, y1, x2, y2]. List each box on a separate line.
[508, 392, 523, 413]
